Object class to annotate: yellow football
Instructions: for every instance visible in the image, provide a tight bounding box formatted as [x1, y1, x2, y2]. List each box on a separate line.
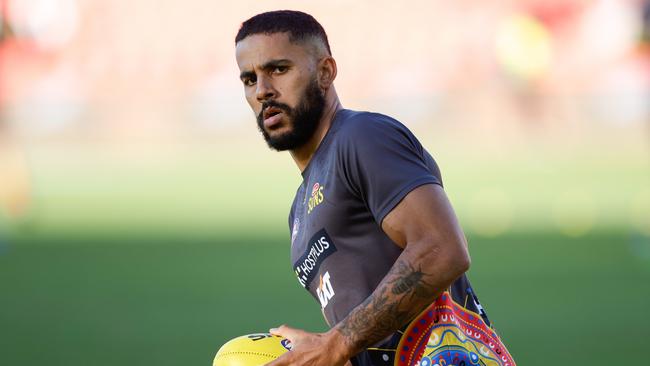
[213, 333, 292, 366]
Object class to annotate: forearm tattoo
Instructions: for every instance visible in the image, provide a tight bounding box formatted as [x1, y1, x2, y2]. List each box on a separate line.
[337, 259, 440, 352]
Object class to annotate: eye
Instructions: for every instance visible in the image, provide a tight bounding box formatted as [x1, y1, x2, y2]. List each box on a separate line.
[273, 66, 288, 74]
[242, 76, 256, 87]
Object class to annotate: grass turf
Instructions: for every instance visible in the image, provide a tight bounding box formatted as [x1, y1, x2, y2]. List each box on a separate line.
[0, 230, 647, 365]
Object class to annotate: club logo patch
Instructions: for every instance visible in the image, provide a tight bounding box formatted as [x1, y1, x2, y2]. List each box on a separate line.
[291, 218, 300, 246]
[293, 229, 336, 290]
[307, 182, 324, 214]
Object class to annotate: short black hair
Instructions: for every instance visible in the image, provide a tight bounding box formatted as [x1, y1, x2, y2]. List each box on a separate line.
[235, 10, 332, 55]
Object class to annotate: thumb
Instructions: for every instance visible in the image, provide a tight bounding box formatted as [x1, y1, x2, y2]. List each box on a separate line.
[269, 324, 302, 341]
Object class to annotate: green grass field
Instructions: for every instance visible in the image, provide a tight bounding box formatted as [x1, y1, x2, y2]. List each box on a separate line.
[1, 136, 648, 365]
[1, 230, 648, 365]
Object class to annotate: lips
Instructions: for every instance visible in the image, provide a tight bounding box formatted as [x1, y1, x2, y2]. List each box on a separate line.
[263, 106, 283, 120]
[263, 106, 285, 129]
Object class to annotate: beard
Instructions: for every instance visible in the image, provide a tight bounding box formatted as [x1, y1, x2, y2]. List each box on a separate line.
[256, 78, 325, 151]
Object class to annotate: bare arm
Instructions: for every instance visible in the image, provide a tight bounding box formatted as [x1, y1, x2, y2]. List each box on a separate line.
[268, 184, 470, 365]
[334, 183, 470, 353]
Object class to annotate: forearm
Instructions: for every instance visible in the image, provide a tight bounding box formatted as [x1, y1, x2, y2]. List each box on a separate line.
[330, 241, 469, 358]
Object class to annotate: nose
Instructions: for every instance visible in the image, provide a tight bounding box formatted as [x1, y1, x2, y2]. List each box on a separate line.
[255, 75, 277, 103]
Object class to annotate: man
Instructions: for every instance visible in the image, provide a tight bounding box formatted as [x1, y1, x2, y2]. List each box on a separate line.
[234, 10, 516, 366]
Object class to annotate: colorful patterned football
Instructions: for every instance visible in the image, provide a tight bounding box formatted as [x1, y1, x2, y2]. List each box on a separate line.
[213, 333, 292, 366]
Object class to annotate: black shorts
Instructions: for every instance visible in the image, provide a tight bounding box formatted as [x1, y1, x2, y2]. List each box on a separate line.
[350, 332, 402, 366]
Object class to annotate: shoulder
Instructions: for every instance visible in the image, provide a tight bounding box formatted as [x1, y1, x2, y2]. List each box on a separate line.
[336, 110, 409, 135]
[334, 110, 417, 146]
[333, 110, 423, 155]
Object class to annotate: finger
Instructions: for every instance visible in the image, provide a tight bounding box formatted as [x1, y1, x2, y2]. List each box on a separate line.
[269, 324, 303, 340]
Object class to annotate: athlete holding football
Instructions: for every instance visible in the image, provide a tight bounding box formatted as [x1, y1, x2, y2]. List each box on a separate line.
[234, 10, 516, 366]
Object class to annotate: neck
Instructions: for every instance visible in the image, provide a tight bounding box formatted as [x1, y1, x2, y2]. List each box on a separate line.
[290, 91, 342, 172]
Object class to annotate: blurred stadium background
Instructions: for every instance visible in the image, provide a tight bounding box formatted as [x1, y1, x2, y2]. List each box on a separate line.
[0, 0, 649, 365]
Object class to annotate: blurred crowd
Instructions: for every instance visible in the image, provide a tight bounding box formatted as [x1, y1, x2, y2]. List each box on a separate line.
[1, 0, 649, 221]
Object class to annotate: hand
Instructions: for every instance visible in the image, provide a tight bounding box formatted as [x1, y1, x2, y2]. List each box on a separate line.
[265, 324, 352, 366]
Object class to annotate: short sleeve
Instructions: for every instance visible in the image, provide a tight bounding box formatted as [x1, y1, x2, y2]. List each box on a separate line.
[336, 113, 442, 224]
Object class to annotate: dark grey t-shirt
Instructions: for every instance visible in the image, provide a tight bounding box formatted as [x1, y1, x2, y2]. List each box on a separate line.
[288, 109, 489, 331]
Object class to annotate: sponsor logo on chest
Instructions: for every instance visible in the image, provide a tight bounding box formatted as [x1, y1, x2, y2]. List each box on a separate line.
[293, 228, 337, 290]
[316, 271, 335, 308]
[307, 182, 325, 214]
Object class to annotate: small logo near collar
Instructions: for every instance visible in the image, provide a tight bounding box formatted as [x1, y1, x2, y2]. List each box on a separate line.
[307, 182, 324, 214]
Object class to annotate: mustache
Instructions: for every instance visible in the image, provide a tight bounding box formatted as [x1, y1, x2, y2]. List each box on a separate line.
[258, 101, 292, 120]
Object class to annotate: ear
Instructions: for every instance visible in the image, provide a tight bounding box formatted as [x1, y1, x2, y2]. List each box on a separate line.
[317, 56, 337, 89]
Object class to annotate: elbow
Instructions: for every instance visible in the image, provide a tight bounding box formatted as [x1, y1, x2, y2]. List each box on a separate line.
[445, 238, 471, 279]
[408, 231, 471, 282]
[419, 236, 471, 280]
[456, 248, 471, 274]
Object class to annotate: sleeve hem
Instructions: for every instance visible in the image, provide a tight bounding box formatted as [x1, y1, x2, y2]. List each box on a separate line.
[376, 177, 442, 225]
